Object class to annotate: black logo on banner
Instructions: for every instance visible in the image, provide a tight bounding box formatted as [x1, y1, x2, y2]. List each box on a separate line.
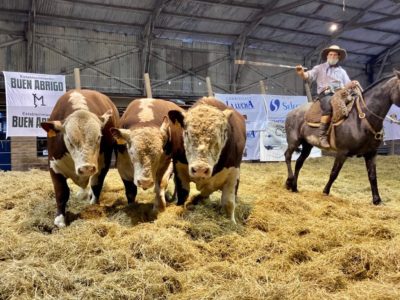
[33, 94, 45, 108]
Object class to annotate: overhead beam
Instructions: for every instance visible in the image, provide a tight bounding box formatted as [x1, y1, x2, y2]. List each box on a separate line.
[150, 51, 231, 93]
[232, 0, 280, 91]
[61, 47, 140, 75]
[305, 0, 377, 62]
[0, 38, 25, 49]
[142, 0, 170, 74]
[232, 0, 314, 91]
[36, 40, 142, 92]
[152, 55, 229, 88]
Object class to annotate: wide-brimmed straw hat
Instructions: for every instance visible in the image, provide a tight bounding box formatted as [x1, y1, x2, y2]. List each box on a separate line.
[321, 45, 347, 61]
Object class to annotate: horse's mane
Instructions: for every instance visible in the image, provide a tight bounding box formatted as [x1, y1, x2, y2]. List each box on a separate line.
[362, 73, 396, 94]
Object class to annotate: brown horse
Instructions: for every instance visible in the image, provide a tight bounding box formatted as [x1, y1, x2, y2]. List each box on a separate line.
[284, 71, 400, 204]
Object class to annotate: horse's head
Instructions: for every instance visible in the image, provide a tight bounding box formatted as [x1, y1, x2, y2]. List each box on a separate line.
[389, 70, 400, 107]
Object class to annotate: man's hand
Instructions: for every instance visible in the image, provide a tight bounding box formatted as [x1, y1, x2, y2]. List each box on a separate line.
[345, 80, 360, 89]
[295, 65, 304, 75]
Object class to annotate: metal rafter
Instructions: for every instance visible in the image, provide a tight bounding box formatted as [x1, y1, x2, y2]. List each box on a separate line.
[142, 0, 171, 74]
[152, 55, 229, 89]
[150, 51, 231, 93]
[36, 40, 142, 91]
[231, 0, 315, 91]
[305, 0, 377, 62]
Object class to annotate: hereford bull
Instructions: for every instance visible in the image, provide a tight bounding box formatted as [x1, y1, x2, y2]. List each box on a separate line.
[168, 97, 246, 223]
[110, 98, 184, 212]
[41, 89, 119, 228]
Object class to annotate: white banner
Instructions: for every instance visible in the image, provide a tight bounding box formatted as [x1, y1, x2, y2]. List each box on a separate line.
[383, 106, 400, 141]
[243, 130, 260, 161]
[3, 71, 66, 137]
[266, 95, 309, 120]
[259, 120, 322, 161]
[215, 94, 268, 131]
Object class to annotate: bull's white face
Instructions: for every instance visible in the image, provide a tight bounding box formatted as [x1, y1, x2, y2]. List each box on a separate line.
[113, 123, 168, 190]
[62, 110, 107, 176]
[183, 105, 232, 179]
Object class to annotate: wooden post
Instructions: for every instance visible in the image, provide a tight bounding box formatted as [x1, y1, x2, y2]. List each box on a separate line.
[206, 76, 213, 97]
[74, 68, 81, 90]
[259, 80, 267, 94]
[304, 81, 312, 102]
[144, 73, 152, 98]
[390, 140, 395, 155]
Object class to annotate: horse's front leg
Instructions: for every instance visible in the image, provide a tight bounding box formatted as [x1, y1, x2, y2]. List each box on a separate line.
[364, 152, 381, 205]
[292, 143, 313, 192]
[284, 146, 296, 191]
[323, 155, 347, 195]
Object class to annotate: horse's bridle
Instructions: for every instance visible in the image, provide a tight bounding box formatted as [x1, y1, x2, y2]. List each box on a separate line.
[354, 86, 384, 141]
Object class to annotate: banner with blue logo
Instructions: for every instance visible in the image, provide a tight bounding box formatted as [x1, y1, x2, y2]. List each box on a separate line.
[215, 94, 268, 131]
[215, 93, 321, 161]
[3, 71, 66, 137]
[260, 95, 321, 161]
[266, 95, 307, 120]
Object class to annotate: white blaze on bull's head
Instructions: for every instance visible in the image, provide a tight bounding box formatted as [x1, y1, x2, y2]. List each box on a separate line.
[111, 117, 169, 190]
[42, 110, 112, 176]
[168, 105, 232, 179]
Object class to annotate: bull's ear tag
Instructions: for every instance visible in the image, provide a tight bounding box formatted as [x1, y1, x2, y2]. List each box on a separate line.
[48, 129, 57, 138]
[116, 138, 126, 145]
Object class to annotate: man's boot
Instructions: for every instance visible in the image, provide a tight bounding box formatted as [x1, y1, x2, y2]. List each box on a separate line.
[319, 115, 331, 148]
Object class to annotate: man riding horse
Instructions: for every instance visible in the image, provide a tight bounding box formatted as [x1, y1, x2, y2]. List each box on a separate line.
[295, 45, 359, 148]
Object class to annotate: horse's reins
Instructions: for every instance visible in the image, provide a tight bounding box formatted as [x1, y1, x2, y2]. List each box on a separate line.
[354, 84, 384, 140]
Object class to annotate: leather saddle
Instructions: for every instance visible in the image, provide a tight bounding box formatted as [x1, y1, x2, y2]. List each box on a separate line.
[305, 88, 357, 127]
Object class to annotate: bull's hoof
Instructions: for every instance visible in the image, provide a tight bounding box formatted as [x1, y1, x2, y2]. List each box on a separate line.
[77, 188, 90, 201]
[165, 191, 175, 203]
[285, 179, 293, 190]
[89, 196, 99, 205]
[372, 198, 382, 205]
[54, 215, 66, 228]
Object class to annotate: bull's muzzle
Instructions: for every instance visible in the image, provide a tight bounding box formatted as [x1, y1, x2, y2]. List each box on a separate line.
[190, 163, 211, 179]
[77, 164, 97, 176]
[137, 178, 154, 190]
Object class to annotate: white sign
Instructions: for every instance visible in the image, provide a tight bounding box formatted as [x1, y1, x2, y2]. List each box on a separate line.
[3, 71, 66, 137]
[259, 120, 321, 161]
[243, 130, 260, 160]
[383, 106, 400, 141]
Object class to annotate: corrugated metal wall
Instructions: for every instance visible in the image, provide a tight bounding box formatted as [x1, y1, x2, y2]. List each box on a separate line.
[0, 23, 372, 101]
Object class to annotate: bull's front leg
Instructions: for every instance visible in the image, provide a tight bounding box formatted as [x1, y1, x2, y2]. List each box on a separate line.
[364, 152, 381, 205]
[154, 161, 174, 212]
[89, 150, 111, 204]
[174, 161, 190, 206]
[123, 180, 137, 205]
[221, 168, 240, 224]
[116, 149, 137, 204]
[50, 170, 70, 228]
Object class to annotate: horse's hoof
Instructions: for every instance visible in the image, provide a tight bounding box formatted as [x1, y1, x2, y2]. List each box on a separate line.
[372, 198, 382, 205]
[292, 187, 298, 193]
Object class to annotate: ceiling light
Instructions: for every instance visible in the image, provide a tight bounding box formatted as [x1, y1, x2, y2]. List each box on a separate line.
[329, 24, 338, 32]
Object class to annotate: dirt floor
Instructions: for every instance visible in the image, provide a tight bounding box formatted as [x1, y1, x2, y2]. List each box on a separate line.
[0, 155, 399, 299]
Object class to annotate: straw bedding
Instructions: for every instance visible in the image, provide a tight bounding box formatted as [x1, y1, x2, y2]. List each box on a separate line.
[0, 156, 399, 299]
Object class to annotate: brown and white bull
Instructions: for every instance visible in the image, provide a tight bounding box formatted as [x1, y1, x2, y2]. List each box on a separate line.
[110, 98, 184, 212]
[41, 89, 119, 228]
[168, 97, 246, 223]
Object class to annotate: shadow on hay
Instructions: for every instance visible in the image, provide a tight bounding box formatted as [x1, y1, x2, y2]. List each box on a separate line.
[180, 195, 253, 242]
